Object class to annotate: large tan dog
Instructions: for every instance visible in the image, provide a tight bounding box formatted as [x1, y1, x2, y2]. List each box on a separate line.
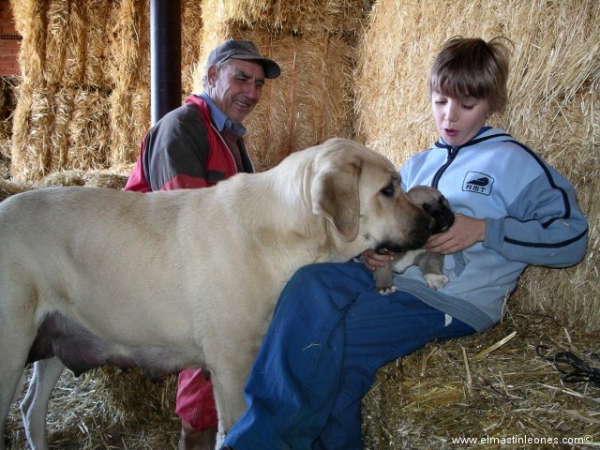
[0, 138, 434, 450]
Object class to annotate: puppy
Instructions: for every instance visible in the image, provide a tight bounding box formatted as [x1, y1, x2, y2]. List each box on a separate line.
[374, 186, 454, 294]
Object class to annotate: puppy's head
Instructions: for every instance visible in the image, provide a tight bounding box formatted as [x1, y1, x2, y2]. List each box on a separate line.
[407, 186, 454, 234]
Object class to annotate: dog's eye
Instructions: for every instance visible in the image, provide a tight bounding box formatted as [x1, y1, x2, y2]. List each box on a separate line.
[380, 183, 395, 197]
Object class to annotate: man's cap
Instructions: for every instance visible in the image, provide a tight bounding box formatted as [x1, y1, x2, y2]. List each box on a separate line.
[206, 40, 281, 79]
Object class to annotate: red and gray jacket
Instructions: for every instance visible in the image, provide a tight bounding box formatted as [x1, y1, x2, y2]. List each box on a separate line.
[124, 94, 254, 192]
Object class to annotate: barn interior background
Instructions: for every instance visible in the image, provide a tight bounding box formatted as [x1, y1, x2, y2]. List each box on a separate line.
[2, 0, 599, 449]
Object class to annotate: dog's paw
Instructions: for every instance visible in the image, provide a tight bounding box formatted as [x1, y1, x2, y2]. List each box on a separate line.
[424, 273, 449, 289]
[376, 285, 397, 295]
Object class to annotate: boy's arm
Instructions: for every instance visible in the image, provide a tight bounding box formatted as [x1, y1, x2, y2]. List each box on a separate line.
[483, 170, 588, 267]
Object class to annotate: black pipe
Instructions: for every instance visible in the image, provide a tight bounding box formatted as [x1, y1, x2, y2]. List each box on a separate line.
[150, 0, 182, 125]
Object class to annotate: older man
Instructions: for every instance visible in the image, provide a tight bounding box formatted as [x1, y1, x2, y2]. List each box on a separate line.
[124, 39, 281, 449]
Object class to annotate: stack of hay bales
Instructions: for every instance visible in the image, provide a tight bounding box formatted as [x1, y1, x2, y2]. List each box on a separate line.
[8, 0, 203, 181]
[355, 0, 600, 333]
[10, 0, 119, 179]
[8, 0, 368, 178]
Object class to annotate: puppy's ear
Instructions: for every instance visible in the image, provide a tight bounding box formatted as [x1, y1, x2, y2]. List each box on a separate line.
[311, 158, 361, 242]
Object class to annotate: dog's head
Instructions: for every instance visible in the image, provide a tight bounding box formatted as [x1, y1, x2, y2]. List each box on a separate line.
[406, 186, 454, 234]
[306, 138, 434, 254]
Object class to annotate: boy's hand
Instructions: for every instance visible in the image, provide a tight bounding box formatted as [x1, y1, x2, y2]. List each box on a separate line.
[362, 248, 394, 271]
[425, 214, 486, 254]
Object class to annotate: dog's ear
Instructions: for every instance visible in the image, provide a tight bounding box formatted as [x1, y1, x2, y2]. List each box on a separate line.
[311, 157, 361, 242]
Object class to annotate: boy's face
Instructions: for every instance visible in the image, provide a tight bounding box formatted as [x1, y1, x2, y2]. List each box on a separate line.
[431, 91, 491, 147]
[206, 59, 266, 124]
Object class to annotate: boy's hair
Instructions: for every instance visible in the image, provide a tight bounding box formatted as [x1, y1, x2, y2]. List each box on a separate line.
[428, 36, 513, 114]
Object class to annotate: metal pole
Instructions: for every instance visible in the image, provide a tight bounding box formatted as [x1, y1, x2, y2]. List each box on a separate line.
[150, 0, 182, 125]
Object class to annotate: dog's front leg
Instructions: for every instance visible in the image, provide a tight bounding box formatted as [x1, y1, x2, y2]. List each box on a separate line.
[209, 350, 258, 446]
[21, 357, 65, 450]
[212, 374, 249, 448]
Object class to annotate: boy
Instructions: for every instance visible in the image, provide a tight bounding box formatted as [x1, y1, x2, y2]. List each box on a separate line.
[221, 36, 588, 450]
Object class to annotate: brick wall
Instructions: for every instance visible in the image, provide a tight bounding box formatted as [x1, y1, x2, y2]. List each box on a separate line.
[0, 0, 20, 76]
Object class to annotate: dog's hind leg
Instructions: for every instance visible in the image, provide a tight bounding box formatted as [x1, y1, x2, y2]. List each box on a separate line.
[21, 358, 65, 450]
[0, 364, 25, 450]
[0, 318, 32, 450]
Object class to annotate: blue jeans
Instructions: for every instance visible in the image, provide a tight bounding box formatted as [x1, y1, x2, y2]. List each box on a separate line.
[223, 262, 475, 450]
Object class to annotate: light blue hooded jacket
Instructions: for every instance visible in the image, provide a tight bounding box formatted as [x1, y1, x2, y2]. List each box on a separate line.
[396, 127, 588, 332]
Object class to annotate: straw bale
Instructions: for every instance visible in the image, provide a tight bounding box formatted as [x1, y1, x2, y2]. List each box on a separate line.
[361, 312, 600, 449]
[49, 86, 75, 171]
[10, 86, 113, 180]
[245, 32, 356, 170]
[80, 0, 112, 88]
[109, 85, 151, 166]
[12, 0, 111, 88]
[0, 168, 127, 203]
[44, 0, 69, 86]
[9, 0, 152, 180]
[200, 0, 369, 35]
[0, 76, 19, 163]
[66, 88, 111, 171]
[106, 0, 151, 90]
[37, 169, 129, 190]
[8, 0, 365, 178]
[355, 0, 600, 331]
[59, 0, 111, 88]
[181, 0, 204, 94]
[9, 0, 47, 86]
[10, 84, 57, 180]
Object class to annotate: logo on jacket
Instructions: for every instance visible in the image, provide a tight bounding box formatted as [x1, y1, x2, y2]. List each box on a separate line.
[463, 171, 493, 196]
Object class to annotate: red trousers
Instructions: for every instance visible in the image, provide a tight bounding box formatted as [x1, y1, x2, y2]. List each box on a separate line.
[175, 368, 218, 430]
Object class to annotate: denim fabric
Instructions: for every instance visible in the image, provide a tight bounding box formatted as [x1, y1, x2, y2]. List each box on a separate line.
[224, 261, 475, 450]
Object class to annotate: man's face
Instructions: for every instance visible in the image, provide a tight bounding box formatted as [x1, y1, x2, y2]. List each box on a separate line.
[206, 59, 266, 123]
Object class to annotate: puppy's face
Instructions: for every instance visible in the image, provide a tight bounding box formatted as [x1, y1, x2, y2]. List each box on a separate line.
[407, 186, 454, 234]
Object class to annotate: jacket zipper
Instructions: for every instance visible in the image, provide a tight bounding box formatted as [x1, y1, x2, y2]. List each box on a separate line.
[431, 146, 460, 188]
[430, 133, 512, 188]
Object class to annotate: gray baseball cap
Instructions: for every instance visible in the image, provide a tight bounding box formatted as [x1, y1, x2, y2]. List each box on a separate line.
[206, 40, 281, 79]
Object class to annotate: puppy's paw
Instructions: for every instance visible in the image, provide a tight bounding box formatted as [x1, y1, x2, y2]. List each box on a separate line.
[376, 285, 397, 295]
[424, 273, 449, 289]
